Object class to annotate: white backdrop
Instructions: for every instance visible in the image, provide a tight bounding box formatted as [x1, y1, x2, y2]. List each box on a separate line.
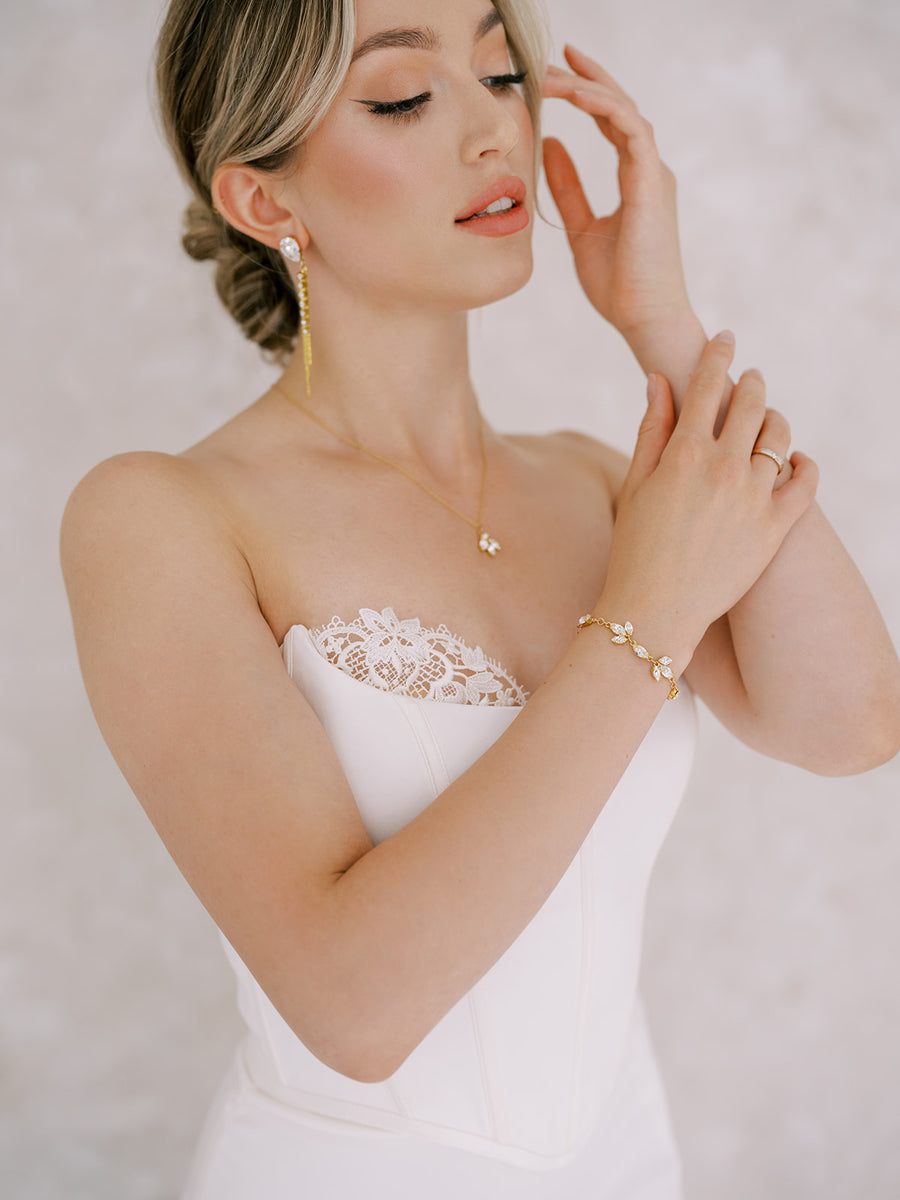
[2, 1, 899, 1197]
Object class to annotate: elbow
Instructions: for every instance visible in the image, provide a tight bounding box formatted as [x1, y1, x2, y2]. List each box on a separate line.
[830, 735, 900, 778]
[802, 699, 900, 777]
[306, 1030, 413, 1085]
[328, 1054, 406, 1086]
[281, 998, 419, 1085]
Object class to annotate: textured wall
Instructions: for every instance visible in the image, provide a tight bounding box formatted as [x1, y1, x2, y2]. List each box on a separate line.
[2, 1, 899, 1197]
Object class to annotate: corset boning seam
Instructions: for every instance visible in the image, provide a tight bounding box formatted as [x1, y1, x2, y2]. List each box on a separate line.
[393, 694, 452, 794]
[567, 846, 595, 1149]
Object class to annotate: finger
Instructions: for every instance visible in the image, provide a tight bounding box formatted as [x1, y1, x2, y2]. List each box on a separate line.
[674, 333, 736, 437]
[542, 138, 594, 236]
[771, 451, 819, 528]
[623, 374, 677, 495]
[542, 74, 649, 154]
[562, 44, 637, 107]
[751, 407, 790, 456]
[544, 59, 635, 112]
[717, 368, 768, 455]
[569, 89, 654, 155]
[749, 407, 792, 486]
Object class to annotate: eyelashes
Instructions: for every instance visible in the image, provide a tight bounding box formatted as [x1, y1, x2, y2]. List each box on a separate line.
[363, 92, 431, 122]
[362, 71, 528, 125]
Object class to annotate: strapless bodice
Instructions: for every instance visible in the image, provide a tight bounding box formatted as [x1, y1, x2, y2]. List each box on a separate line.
[217, 612, 697, 1169]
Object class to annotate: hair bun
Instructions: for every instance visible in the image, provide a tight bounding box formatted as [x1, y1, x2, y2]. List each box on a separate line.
[181, 199, 299, 362]
[182, 199, 226, 263]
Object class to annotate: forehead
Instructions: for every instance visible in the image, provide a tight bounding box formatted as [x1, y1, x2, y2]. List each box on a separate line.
[351, 0, 504, 54]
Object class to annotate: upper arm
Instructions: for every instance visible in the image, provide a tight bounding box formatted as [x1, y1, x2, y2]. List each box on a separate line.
[60, 453, 372, 1038]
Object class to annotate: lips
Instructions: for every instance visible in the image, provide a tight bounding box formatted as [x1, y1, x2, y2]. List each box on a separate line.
[455, 176, 527, 223]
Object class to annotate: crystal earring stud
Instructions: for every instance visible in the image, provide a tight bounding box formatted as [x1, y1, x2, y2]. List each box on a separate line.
[280, 236, 302, 262]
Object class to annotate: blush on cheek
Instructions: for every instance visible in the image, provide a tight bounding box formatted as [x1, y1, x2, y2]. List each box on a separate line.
[298, 129, 444, 296]
[313, 134, 422, 221]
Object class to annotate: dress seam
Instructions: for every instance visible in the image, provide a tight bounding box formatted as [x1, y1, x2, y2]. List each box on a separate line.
[567, 847, 595, 1149]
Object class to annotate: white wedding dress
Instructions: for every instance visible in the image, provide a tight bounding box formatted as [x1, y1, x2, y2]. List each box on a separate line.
[182, 608, 697, 1199]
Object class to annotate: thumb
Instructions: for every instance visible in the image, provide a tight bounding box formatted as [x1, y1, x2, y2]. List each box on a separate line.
[623, 374, 676, 493]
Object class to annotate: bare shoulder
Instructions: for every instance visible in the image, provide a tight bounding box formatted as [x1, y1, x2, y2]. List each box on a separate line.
[63, 448, 214, 528]
[61, 449, 246, 581]
[60, 449, 259, 715]
[507, 429, 631, 509]
[60, 392, 276, 534]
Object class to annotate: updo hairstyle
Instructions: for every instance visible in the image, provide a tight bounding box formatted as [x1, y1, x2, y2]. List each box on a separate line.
[155, 0, 548, 364]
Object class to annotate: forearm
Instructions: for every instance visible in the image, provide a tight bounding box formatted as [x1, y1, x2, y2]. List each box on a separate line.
[623, 310, 733, 426]
[723, 500, 900, 773]
[623, 314, 900, 770]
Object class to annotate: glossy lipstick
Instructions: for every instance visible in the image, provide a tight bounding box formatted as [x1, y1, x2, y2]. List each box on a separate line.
[455, 176, 529, 238]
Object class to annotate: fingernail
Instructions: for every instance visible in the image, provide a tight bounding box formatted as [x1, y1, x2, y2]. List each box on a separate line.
[647, 374, 658, 405]
[715, 330, 735, 345]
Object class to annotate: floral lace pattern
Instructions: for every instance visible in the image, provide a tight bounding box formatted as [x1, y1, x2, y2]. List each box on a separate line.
[308, 607, 528, 707]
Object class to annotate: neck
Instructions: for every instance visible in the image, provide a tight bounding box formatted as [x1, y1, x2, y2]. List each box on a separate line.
[275, 268, 486, 480]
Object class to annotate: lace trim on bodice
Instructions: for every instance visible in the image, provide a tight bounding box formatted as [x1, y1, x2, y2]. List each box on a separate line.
[308, 607, 529, 707]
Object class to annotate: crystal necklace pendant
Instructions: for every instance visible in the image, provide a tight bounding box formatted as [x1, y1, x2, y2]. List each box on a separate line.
[478, 529, 501, 557]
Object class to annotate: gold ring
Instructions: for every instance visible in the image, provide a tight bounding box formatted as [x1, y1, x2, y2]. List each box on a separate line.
[751, 447, 785, 474]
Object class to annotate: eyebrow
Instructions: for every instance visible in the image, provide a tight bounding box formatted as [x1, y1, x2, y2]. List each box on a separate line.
[350, 9, 503, 66]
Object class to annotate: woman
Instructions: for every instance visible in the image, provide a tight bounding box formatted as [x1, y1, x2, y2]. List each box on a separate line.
[60, 0, 900, 1195]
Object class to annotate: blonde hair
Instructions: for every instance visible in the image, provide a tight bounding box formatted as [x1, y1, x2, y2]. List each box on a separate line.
[156, 0, 549, 364]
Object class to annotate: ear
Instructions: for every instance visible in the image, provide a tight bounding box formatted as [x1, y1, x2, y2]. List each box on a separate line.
[211, 163, 309, 251]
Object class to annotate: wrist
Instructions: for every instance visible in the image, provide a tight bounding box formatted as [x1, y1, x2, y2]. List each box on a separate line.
[622, 311, 736, 421]
[620, 308, 707, 376]
[586, 590, 701, 682]
[576, 614, 681, 700]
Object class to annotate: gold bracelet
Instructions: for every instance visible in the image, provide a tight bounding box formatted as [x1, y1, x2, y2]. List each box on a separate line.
[577, 614, 680, 701]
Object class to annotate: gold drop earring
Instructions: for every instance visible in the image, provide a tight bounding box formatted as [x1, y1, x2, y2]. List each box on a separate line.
[279, 236, 312, 397]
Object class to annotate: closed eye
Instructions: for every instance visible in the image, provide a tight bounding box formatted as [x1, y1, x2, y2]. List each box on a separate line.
[362, 92, 432, 123]
[481, 71, 527, 93]
[360, 70, 527, 125]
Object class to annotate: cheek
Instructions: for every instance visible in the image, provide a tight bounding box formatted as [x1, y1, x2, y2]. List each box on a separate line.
[299, 122, 457, 296]
[305, 125, 434, 236]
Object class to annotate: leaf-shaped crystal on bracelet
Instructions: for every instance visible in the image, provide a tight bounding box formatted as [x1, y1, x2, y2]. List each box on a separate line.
[575, 614, 679, 701]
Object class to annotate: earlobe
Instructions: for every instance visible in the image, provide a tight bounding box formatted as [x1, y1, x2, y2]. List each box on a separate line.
[211, 163, 309, 251]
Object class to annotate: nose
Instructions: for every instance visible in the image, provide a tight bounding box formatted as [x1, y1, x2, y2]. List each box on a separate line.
[459, 80, 522, 163]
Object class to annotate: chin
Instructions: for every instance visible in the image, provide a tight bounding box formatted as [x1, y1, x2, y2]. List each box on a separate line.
[456, 243, 535, 311]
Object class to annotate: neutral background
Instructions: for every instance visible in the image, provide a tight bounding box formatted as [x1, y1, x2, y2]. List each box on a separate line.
[3, 0, 899, 1197]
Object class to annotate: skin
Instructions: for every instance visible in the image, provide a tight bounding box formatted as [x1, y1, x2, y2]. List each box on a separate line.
[60, 0, 900, 1083]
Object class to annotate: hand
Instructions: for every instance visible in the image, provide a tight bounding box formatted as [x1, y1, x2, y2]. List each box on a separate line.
[542, 46, 692, 339]
[601, 335, 819, 660]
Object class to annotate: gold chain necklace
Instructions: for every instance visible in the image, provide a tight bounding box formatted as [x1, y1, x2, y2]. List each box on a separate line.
[271, 383, 502, 557]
